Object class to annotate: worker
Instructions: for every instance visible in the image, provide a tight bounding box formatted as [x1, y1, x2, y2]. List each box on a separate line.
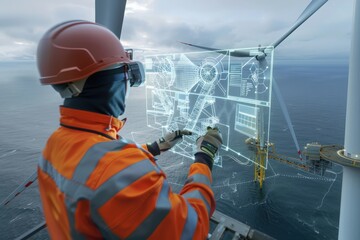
[36, 20, 223, 239]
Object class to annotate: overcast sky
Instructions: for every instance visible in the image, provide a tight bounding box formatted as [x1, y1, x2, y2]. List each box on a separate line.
[0, 0, 354, 62]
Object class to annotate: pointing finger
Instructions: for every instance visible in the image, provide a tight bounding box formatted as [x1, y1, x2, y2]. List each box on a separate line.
[180, 130, 192, 136]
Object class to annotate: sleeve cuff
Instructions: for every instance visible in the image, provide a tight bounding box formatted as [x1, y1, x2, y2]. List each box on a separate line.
[194, 152, 213, 171]
[146, 141, 161, 156]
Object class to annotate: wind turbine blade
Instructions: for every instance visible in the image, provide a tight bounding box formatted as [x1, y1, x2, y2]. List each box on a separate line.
[179, 41, 251, 57]
[272, 0, 327, 48]
[179, 41, 219, 51]
[273, 78, 303, 161]
[95, 0, 127, 39]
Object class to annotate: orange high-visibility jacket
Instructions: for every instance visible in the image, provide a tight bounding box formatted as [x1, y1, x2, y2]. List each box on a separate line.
[38, 106, 215, 239]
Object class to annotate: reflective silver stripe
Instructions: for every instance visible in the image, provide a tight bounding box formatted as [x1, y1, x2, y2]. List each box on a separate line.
[126, 181, 171, 240]
[153, 162, 162, 173]
[72, 140, 128, 184]
[90, 208, 121, 240]
[181, 202, 198, 240]
[39, 140, 159, 239]
[182, 190, 211, 215]
[38, 157, 94, 200]
[90, 159, 160, 238]
[39, 157, 93, 239]
[185, 174, 211, 188]
[93, 159, 157, 208]
[66, 198, 86, 240]
[39, 157, 123, 239]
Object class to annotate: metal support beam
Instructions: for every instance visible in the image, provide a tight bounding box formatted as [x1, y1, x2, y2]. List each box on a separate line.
[14, 221, 46, 240]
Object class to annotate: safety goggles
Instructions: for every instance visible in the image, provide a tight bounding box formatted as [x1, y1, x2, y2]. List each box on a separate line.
[124, 49, 145, 87]
[101, 61, 145, 87]
[126, 61, 145, 87]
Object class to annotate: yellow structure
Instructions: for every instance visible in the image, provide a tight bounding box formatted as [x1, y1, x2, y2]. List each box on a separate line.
[254, 144, 267, 189]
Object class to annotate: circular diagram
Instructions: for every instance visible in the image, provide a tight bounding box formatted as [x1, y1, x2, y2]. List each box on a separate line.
[198, 58, 222, 85]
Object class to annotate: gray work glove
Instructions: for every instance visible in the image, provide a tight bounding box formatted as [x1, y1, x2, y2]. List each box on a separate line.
[147, 130, 192, 156]
[196, 127, 223, 159]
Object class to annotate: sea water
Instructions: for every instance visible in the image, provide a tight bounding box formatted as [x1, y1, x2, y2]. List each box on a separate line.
[0, 60, 348, 239]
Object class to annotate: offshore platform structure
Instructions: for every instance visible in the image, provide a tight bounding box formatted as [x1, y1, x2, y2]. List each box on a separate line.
[247, 137, 342, 189]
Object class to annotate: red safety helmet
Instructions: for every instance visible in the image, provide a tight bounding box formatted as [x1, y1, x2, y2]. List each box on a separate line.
[37, 20, 131, 85]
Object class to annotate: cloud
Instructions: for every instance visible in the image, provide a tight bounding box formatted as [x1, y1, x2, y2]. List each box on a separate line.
[126, 0, 153, 13]
[0, 0, 94, 61]
[120, 0, 353, 62]
[0, 0, 354, 61]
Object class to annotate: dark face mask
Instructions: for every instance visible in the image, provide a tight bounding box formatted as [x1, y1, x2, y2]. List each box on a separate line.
[63, 61, 146, 117]
[63, 66, 128, 118]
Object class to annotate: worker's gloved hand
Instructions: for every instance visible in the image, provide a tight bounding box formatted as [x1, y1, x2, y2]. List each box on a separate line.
[194, 126, 223, 170]
[158, 130, 193, 151]
[196, 126, 223, 161]
[147, 130, 192, 156]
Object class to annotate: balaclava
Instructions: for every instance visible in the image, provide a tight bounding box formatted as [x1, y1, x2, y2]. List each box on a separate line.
[64, 66, 127, 117]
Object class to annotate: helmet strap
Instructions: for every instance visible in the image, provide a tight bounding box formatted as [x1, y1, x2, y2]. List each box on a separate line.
[55, 79, 87, 98]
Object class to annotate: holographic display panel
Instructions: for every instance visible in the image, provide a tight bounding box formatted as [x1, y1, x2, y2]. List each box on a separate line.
[145, 47, 274, 168]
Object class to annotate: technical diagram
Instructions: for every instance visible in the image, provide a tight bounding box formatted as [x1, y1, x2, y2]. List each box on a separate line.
[145, 47, 274, 168]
